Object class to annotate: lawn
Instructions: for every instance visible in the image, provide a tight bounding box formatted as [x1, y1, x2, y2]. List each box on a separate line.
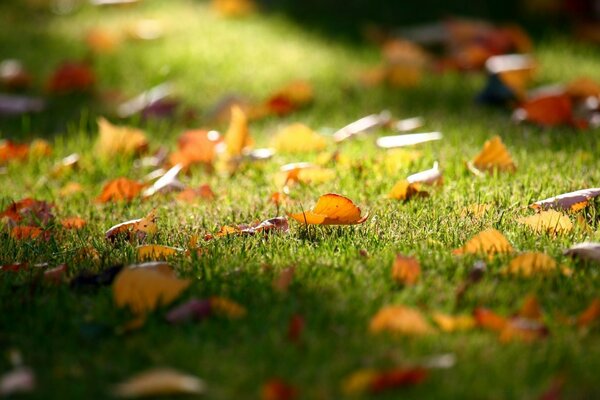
[1, 0, 600, 399]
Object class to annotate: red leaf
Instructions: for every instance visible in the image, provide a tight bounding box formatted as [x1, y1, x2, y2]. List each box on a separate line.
[369, 367, 428, 393]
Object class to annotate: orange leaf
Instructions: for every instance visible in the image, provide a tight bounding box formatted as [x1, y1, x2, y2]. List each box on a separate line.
[96, 177, 145, 203]
[369, 305, 433, 336]
[10, 226, 44, 240]
[223, 105, 252, 157]
[453, 228, 514, 257]
[212, 0, 256, 17]
[168, 129, 221, 168]
[470, 135, 516, 173]
[503, 252, 557, 277]
[96, 117, 148, 157]
[176, 185, 215, 203]
[61, 217, 86, 230]
[473, 308, 508, 332]
[263, 81, 313, 116]
[391, 254, 420, 285]
[47, 61, 95, 93]
[388, 180, 428, 201]
[105, 210, 157, 242]
[0, 140, 29, 164]
[518, 294, 543, 321]
[261, 379, 297, 400]
[209, 296, 246, 318]
[517, 210, 573, 235]
[577, 299, 600, 327]
[515, 93, 574, 127]
[85, 28, 120, 53]
[288, 193, 368, 225]
[566, 77, 600, 99]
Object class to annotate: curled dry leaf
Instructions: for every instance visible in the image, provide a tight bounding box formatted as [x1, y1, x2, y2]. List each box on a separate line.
[137, 244, 183, 260]
[564, 242, 600, 263]
[531, 188, 600, 212]
[261, 378, 298, 400]
[112, 368, 205, 398]
[96, 178, 145, 203]
[209, 296, 246, 318]
[391, 255, 420, 285]
[113, 262, 191, 315]
[271, 123, 326, 153]
[376, 132, 442, 149]
[469, 135, 516, 174]
[288, 193, 368, 225]
[205, 216, 289, 240]
[61, 217, 86, 230]
[407, 162, 442, 185]
[369, 305, 433, 336]
[453, 229, 514, 257]
[503, 252, 557, 277]
[96, 117, 148, 157]
[142, 164, 185, 198]
[388, 180, 428, 201]
[432, 313, 475, 332]
[105, 210, 157, 242]
[332, 111, 391, 142]
[517, 210, 573, 235]
[223, 105, 252, 157]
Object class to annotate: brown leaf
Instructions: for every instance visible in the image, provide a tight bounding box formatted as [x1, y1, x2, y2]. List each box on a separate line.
[391, 254, 420, 285]
[168, 129, 221, 168]
[61, 217, 86, 230]
[261, 379, 297, 400]
[564, 242, 600, 263]
[1, 198, 54, 226]
[388, 180, 428, 201]
[10, 226, 45, 240]
[369, 367, 428, 393]
[514, 93, 575, 127]
[176, 185, 215, 203]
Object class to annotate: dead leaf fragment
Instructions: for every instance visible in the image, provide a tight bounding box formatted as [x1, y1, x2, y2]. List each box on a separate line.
[369, 305, 433, 335]
[391, 255, 420, 285]
[288, 193, 368, 225]
[96, 117, 148, 157]
[503, 252, 557, 277]
[531, 188, 600, 212]
[112, 368, 205, 397]
[96, 178, 145, 203]
[517, 210, 573, 235]
[470, 135, 516, 173]
[205, 216, 289, 240]
[113, 262, 191, 315]
[514, 93, 575, 127]
[453, 229, 514, 257]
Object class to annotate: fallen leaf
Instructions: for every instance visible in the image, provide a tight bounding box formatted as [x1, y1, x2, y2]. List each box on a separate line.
[332, 111, 391, 142]
[165, 298, 212, 324]
[407, 162, 443, 185]
[369, 305, 433, 335]
[391, 254, 420, 285]
[517, 210, 573, 235]
[113, 262, 191, 315]
[176, 185, 215, 202]
[564, 242, 600, 263]
[577, 298, 600, 327]
[85, 28, 120, 53]
[96, 117, 148, 157]
[137, 244, 183, 260]
[503, 252, 557, 277]
[342, 367, 427, 395]
[47, 61, 95, 93]
[96, 178, 145, 203]
[453, 229, 514, 257]
[376, 132, 442, 149]
[473, 308, 508, 332]
[287, 314, 304, 343]
[514, 93, 575, 127]
[61, 217, 86, 229]
[112, 368, 205, 397]
[261, 81, 313, 117]
[469, 135, 516, 173]
[213, 0, 256, 17]
[209, 296, 246, 318]
[271, 123, 327, 153]
[288, 193, 368, 225]
[432, 313, 475, 332]
[59, 182, 83, 197]
[270, 191, 288, 207]
[518, 294, 543, 321]
[388, 180, 428, 201]
[168, 129, 221, 168]
[1, 198, 54, 226]
[105, 210, 157, 242]
[205, 216, 289, 240]
[531, 188, 600, 212]
[10, 226, 44, 240]
[261, 379, 297, 400]
[460, 204, 492, 218]
[273, 265, 295, 293]
[142, 164, 185, 198]
[223, 105, 252, 157]
[278, 163, 335, 186]
[0, 140, 29, 164]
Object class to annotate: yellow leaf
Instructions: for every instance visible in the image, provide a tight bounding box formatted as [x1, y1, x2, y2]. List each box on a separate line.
[113, 262, 191, 315]
[96, 117, 148, 157]
[288, 193, 368, 225]
[381, 148, 422, 173]
[453, 228, 514, 257]
[388, 180, 428, 201]
[137, 244, 183, 260]
[224, 105, 251, 157]
[59, 182, 83, 197]
[369, 305, 433, 335]
[503, 252, 557, 277]
[432, 313, 475, 332]
[112, 368, 205, 397]
[341, 369, 377, 396]
[517, 210, 573, 235]
[460, 203, 492, 218]
[391, 255, 420, 285]
[209, 296, 247, 318]
[470, 136, 516, 173]
[270, 123, 327, 153]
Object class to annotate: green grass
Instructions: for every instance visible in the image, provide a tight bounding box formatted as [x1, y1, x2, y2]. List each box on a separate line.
[1, 1, 600, 399]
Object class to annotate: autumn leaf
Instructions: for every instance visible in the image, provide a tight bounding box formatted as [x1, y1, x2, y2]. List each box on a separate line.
[514, 93, 575, 127]
[288, 194, 368, 225]
[113, 262, 191, 315]
[460, 203, 492, 218]
[165, 298, 212, 324]
[61, 217, 86, 230]
[176, 185, 215, 203]
[432, 313, 475, 332]
[270, 123, 327, 153]
[212, 0, 256, 17]
[453, 229, 514, 257]
[205, 216, 289, 240]
[388, 180, 428, 201]
[566, 76, 600, 99]
[342, 367, 427, 395]
[369, 305, 433, 335]
[273, 265, 295, 293]
[517, 210, 573, 235]
[473, 308, 508, 332]
[0, 140, 29, 164]
[376, 132, 442, 149]
[278, 162, 335, 187]
[209, 296, 246, 318]
[85, 28, 120, 53]
[96, 117, 148, 157]
[223, 105, 252, 157]
[577, 298, 600, 327]
[1, 198, 54, 227]
[261, 379, 297, 400]
[142, 164, 185, 198]
[469, 135, 516, 174]
[261, 81, 313, 117]
[564, 242, 600, 263]
[96, 177, 145, 203]
[502, 252, 557, 277]
[105, 210, 157, 242]
[391, 254, 420, 285]
[531, 188, 600, 212]
[137, 244, 183, 260]
[168, 129, 221, 168]
[47, 61, 95, 93]
[112, 368, 205, 397]
[10, 226, 44, 240]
